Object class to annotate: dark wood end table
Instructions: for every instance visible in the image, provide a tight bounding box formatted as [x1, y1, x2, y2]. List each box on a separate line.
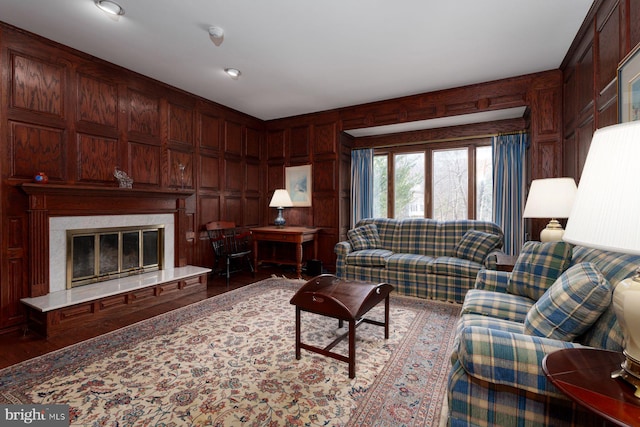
[543, 347, 640, 426]
[290, 274, 394, 378]
[251, 226, 319, 278]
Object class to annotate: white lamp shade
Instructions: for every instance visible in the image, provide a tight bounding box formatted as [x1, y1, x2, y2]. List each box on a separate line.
[522, 178, 577, 219]
[269, 189, 293, 208]
[563, 121, 640, 255]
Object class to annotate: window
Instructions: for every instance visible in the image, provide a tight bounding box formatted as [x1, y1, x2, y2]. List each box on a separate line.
[372, 139, 492, 220]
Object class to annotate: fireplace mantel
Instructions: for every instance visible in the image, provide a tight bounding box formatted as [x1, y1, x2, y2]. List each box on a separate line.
[21, 183, 195, 297]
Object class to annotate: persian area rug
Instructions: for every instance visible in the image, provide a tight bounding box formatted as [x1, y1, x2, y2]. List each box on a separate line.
[0, 278, 461, 426]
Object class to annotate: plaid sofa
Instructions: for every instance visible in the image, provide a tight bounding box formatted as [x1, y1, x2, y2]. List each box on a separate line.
[448, 246, 640, 427]
[334, 218, 504, 303]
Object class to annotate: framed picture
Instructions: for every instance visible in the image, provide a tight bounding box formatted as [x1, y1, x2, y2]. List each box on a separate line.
[285, 165, 312, 207]
[618, 43, 640, 122]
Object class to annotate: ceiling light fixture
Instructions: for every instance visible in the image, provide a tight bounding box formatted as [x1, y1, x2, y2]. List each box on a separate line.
[225, 68, 241, 79]
[208, 26, 224, 39]
[95, 0, 125, 16]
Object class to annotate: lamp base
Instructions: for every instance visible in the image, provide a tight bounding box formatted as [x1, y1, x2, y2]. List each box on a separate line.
[612, 352, 640, 398]
[274, 208, 286, 227]
[540, 219, 564, 242]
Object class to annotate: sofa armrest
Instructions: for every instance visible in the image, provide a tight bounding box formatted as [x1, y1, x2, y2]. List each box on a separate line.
[334, 240, 353, 257]
[483, 249, 503, 270]
[456, 325, 584, 397]
[474, 269, 511, 293]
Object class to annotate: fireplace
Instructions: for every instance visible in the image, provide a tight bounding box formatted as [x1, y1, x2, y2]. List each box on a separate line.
[50, 214, 175, 293]
[67, 224, 165, 288]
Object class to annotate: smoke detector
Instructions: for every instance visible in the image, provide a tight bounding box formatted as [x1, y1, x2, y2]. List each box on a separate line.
[208, 26, 224, 39]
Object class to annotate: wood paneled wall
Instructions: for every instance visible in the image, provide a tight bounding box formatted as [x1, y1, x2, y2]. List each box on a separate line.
[0, 23, 264, 331]
[562, 0, 640, 180]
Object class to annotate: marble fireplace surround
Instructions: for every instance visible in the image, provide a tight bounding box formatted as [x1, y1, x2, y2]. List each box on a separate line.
[49, 214, 175, 293]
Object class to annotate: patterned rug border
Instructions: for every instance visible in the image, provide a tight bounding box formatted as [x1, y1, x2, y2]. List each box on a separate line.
[0, 277, 461, 426]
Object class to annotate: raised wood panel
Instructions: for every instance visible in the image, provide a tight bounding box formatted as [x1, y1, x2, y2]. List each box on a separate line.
[563, 134, 578, 181]
[563, 69, 577, 131]
[77, 134, 119, 183]
[290, 125, 310, 158]
[128, 89, 160, 138]
[225, 158, 243, 191]
[224, 197, 242, 224]
[199, 195, 220, 225]
[11, 52, 64, 117]
[5, 257, 27, 324]
[534, 88, 561, 136]
[245, 196, 261, 226]
[77, 73, 117, 127]
[199, 154, 220, 190]
[313, 159, 336, 192]
[225, 120, 243, 155]
[129, 142, 161, 185]
[200, 113, 221, 150]
[317, 233, 337, 272]
[577, 122, 594, 180]
[597, 3, 620, 95]
[168, 149, 193, 189]
[632, 0, 640, 48]
[11, 122, 64, 180]
[267, 130, 286, 160]
[246, 127, 262, 159]
[246, 162, 260, 193]
[169, 103, 193, 145]
[313, 195, 336, 228]
[314, 122, 337, 155]
[537, 141, 558, 178]
[577, 43, 595, 118]
[268, 164, 284, 192]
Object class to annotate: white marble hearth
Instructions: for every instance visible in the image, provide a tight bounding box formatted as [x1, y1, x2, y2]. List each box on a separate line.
[22, 266, 211, 312]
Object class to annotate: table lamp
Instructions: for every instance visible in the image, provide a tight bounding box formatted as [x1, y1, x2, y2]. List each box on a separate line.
[563, 121, 640, 397]
[269, 189, 293, 227]
[523, 177, 577, 242]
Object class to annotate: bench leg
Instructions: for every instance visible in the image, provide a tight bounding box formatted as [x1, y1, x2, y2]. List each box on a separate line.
[295, 307, 301, 360]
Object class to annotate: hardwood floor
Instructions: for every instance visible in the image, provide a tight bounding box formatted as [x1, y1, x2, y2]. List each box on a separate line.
[0, 266, 304, 369]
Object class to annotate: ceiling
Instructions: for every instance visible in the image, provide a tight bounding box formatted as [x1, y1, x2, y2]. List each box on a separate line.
[0, 0, 592, 124]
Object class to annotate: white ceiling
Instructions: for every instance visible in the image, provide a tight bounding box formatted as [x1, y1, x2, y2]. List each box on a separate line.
[0, 0, 592, 123]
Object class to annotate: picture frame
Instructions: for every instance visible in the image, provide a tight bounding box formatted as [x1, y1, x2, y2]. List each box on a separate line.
[618, 43, 640, 123]
[285, 165, 312, 207]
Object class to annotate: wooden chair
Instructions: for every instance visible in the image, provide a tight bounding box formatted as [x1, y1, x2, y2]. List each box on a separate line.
[205, 221, 254, 285]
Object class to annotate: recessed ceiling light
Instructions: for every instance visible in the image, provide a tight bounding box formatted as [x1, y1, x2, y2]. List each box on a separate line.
[225, 68, 241, 79]
[95, 0, 125, 16]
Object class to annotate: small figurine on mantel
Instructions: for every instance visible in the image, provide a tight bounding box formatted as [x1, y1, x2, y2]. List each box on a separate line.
[114, 167, 133, 188]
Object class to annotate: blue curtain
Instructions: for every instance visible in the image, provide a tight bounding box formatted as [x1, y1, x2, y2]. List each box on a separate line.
[492, 133, 529, 255]
[351, 149, 374, 226]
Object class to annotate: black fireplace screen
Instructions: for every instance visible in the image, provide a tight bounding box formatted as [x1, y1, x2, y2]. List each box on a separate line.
[67, 225, 164, 288]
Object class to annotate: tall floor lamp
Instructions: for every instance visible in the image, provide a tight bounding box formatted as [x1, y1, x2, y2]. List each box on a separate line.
[563, 121, 640, 397]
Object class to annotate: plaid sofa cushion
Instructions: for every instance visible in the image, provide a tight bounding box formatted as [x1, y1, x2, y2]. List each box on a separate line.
[461, 289, 534, 323]
[453, 230, 502, 264]
[428, 257, 483, 279]
[355, 218, 398, 250]
[345, 249, 393, 267]
[390, 218, 439, 256]
[507, 241, 572, 300]
[436, 220, 503, 257]
[525, 263, 611, 341]
[347, 223, 381, 251]
[385, 253, 433, 273]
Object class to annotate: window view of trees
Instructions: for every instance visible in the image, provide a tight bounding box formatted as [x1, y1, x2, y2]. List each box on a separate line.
[373, 155, 388, 218]
[475, 146, 493, 221]
[432, 148, 468, 220]
[394, 153, 424, 219]
[372, 141, 492, 221]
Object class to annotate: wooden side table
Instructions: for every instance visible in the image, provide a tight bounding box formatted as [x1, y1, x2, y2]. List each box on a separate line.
[250, 226, 319, 278]
[542, 347, 640, 426]
[495, 253, 518, 272]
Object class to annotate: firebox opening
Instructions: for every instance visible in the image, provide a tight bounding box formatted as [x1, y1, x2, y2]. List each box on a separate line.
[67, 225, 164, 289]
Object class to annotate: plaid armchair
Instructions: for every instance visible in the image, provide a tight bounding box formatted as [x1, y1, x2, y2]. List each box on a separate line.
[448, 245, 640, 427]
